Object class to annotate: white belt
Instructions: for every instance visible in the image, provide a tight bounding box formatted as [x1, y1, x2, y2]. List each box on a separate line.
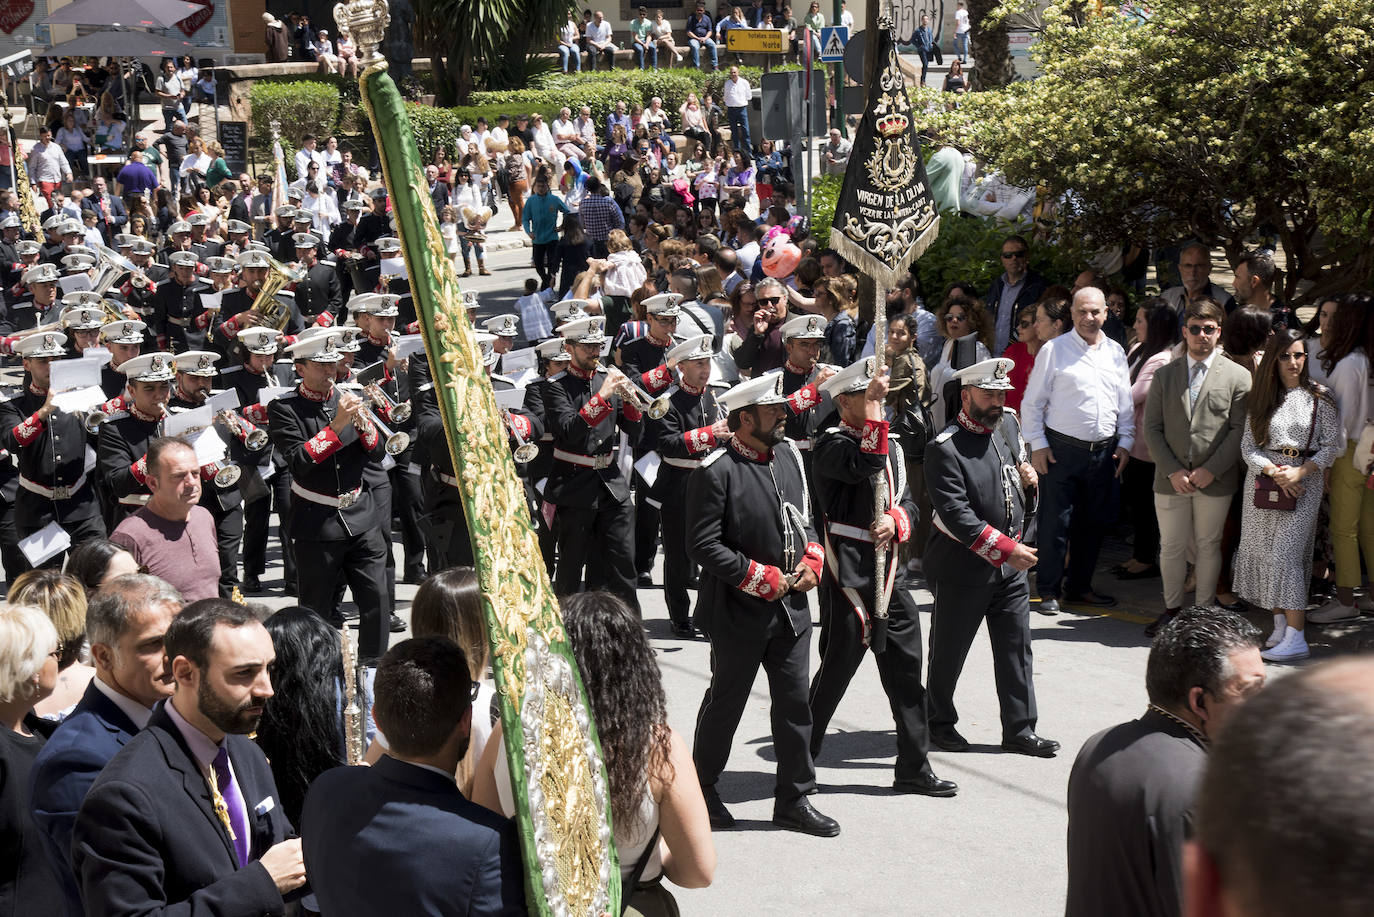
[19, 473, 87, 501]
[827, 521, 874, 542]
[118, 493, 151, 507]
[436, 471, 460, 488]
[167, 315, 191, 327]
[539, 433, 554, 442]
[792, 438, 812, 451]
[553, 448, 614, 469]
[662, 456, 701, 470]
[290, 480, 362, 509]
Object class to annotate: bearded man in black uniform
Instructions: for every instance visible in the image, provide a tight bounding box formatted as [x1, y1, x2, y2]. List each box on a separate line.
[686, 372, 838, 838]
[647, 333, 724, 637]
[0, 333, 105, 566]
[268, 333, 391, 661]
[545, 315, 643, 613]
[924, 357, 1060, 759]
[807, 357, 957, 798]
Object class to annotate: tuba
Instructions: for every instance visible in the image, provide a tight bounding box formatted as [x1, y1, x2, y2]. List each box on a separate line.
[251, 256, 306, 332]
[92, 244, 139, 297]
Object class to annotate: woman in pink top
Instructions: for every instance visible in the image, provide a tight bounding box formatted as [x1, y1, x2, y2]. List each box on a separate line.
[1116, 299, 1181, 580]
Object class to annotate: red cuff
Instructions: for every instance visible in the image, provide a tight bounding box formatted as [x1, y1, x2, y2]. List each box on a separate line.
[130, 455, 148, 484]
[200, 463, 219, 481]
[738, 560, 785, 600]
[859, 419, 889, 455]
[887, 507, 911, 543]
[405, 321, 420, 335]
[579, 393, 611, 426]
[221, 317, 240, 336]
[786, 382, 820, 415]
[334, 249, 347, 259]
[314, 312, 335, 327]
[684, 425, 717, 454]
[621, 400, 643, 422]
[642, 364, 672, 394]
[305, 426, 342, 462]
[359, 421, 380, 452]
[508, 413, 532, 439]
[802, 541, 824, 579]
[971, 524, 1018, 567]
[194, 311, 211, 330]
[156, 334, 168, 350]
[12, 412, 45, 446]
[0, 335, 16, 356]
[244, 403, 269, 425]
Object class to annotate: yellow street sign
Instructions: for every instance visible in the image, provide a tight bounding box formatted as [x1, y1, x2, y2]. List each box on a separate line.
[726, 28, 784, 53]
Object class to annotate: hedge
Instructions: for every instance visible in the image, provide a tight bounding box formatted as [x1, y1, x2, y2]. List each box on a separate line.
[248, 80, 342, 165]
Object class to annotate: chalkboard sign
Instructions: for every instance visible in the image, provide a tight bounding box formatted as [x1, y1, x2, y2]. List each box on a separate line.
[219, 122, 248, 176]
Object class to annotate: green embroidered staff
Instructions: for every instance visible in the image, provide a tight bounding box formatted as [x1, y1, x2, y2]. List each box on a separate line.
[332, 2, 620, 913]
[828, 7, 941, 651]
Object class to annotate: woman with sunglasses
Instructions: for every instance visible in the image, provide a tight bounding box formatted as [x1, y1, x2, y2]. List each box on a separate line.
[929, 293, 993, 430]
[1233, 330, 1343, 662]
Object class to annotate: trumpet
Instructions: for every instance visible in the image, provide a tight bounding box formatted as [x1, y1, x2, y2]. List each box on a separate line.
[504, 410, 539, 464]
[363, 382, 411, 424]
[203, 460, 242, 488]
[339, 383, 410, 455]
[218, 410, 269, 451]
[78, 407, 109, 433]
[600, 364, 671, 420]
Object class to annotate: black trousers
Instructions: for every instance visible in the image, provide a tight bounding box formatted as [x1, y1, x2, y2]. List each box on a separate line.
[532, 241, 559, 288]
[297, 529, 390, 661]
[809, 582, 933, 782]
[390, 466, 426, 576]
[927, 572, 1038, 741]
[1122, 456, 1160, 566]
[634, 483, 659, 578]
[208, 502, 243, 599]
[371, 480, 396, 616]
[659, 490, 692, 626]
[553, 495, 640, 614]
[0, 500, 24, 583]
[693, 612, 816, 805]
[243, 468, 295, 586]
[1035, 435, 1119, 599]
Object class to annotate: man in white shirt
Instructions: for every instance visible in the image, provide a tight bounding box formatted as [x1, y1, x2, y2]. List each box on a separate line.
[954, 0, 971, 63]
[551, 107, 585, 164]
[572, 106, 597, 157]
[294, 134, 327, 182]
[27, 126, 73, 205]
[733, 222, 760, 276]
[722, 66, 753, 153]
[840, 0, 854, 29]
[1021, 287, 1134, 614]
[585, 10, 617, 70]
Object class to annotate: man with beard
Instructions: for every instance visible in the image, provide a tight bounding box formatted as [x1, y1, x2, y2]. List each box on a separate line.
[301, 637, 526, 916]
[73, 596, 306, 916]
[110, 437, 221, 602]
[924, 358, 1060, 760]
[686, 372, 837, 837]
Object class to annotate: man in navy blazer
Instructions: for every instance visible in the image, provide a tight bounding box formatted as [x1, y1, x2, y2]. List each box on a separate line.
[302, 637, 526, 916]
[30, 575, 183, 916]
[72, 598, 307, 917]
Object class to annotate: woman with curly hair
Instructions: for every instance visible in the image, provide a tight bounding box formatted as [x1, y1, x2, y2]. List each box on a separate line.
[257, 608, 347, 825]
[475, 592, 714, 911]
[928, 293, 993, 429]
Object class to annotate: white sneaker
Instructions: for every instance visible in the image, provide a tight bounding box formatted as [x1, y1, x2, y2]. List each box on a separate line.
[1309, 598, 1360, 624]
[1261, 628, 1310, 663]
[1263, 624, 1287, 649]
[675, 52, 683, 62]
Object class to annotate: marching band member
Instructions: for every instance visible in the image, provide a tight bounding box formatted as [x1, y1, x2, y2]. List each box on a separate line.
[98, 319, 149, 398]
[96, 352, 175, 523]
[230, 326, 295, 593]
[524, 336, 572, 576]
[291, 232, 342, 326]
[152, 251, 211, 353]
[59, 305, 105, 357]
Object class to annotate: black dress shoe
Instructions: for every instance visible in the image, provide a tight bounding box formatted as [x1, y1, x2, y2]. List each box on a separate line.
[893, 773, 959, 797]
[670, 621, 697, 638]
[324, 613, 346, 629]
[701, 785, 735, 830]
[929, 728, 970, 752]
[1065, 591, 1118, 607]
[388, 614, 407, 633]
[1144, 610, 1177, 638]
[1001, 734, 1061, 758]
[636, 573, 654, 588]
[402, 568, 427, 585]
[341, 607, 360, 620]
[1116, 564, 1160, 580]
[772, 799, 840, 837]
[243, 576, 263, 594]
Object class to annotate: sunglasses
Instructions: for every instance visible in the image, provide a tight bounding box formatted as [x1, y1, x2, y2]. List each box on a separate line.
[1186, 324, 1219, 336]
[1001, 250, 1028, 259]
[757, 296, 782, 306]
[1017, 319, 1033, 329]
[946, 313, 966, 323]
[1278, 352, 1306, 363]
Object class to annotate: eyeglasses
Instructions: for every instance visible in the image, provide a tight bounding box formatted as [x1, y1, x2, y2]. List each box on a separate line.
[1278, 352, 1306, 363]
[757, 296, 782, 306]
[1017, 319, 1033, 329]
[1001, 250, 1028, 259]
[1186, 324, 1219, 336]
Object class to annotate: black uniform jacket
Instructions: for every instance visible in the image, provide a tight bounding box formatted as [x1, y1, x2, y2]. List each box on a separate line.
[71, 703, 296, 917]
[648, 382, 722, 505]
[0, 388, 100, 525]
[97, 409, 162, 515]
[268, 382, 390, 540]
[151, 277, 213, 353]
[686, 437, 824, 639]
[168, 392, 245, 513]
[544, 364, 642, 508]
[813, 418, 916, 591]
[292, 261, 342, 323]
[923, 409, 1030, 586]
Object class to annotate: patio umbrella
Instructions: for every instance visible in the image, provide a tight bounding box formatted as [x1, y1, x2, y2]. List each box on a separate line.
[42, 28, 197, 59]
[43, 0, 204, 29]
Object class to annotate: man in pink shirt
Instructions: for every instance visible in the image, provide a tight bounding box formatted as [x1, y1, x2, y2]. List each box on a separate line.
[112, 436, 221, 601]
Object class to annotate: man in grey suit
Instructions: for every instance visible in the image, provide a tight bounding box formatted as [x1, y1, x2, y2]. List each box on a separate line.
[1065, 607, 1264, 917]
[1143, 299, 1251, 635]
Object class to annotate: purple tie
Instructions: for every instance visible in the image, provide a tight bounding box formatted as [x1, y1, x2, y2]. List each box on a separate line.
[212, 745, 251, 867]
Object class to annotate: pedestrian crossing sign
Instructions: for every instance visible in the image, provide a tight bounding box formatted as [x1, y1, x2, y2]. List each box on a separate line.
[820, 26, 849, 62]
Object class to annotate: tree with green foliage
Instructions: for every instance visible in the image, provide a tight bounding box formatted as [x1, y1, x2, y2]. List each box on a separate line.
[967, 0, 1016, 88]
[940, 0, 1374, 301]
[415, 0, 574, 104]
